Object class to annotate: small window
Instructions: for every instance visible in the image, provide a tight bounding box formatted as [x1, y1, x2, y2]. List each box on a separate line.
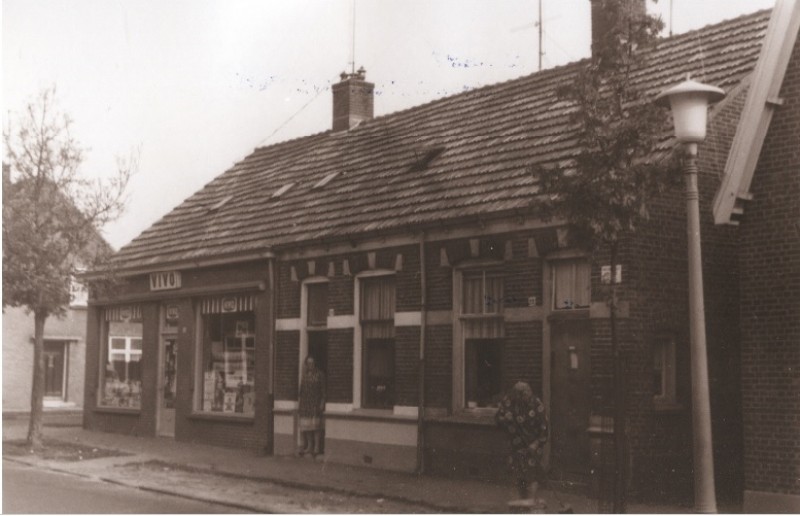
[462, 270, 503, 315]
[272, 183, 294, 198]
[307, 283, 328, 328]
[107, 336, 143, 398]
[653, 334, 677, 405]
[552, 260, 590, 310]
[313, 172, 339, 189]
[465, 339, 503, 408]
[360, 276, 396, 409]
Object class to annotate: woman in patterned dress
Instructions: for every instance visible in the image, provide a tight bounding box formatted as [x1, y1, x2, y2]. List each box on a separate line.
[495, 381, 549, 499]
[298, 356, 326, 457]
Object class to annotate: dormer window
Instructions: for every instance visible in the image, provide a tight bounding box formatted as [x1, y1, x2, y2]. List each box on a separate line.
[312, 172, 339, 189]
[207, 195, 233, 214]
[272, 183, 294, 198]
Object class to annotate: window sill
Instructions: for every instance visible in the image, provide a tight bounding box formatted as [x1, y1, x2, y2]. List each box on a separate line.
[426, 410, 497, 427]
[653, 401, 684, 413]
[188, 412, 255, 423]
[94, 406, 141, 415]
[325, 408, 417, 422]
[548, 309, 590, 320]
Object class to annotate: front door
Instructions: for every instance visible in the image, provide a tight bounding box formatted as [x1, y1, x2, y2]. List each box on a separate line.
[550, 318, 592, 480]
[44, 341, 66, 398]
[158, 336, 177, 437]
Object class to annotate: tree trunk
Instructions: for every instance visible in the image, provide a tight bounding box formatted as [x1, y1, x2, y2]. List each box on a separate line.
[610, 243, 627, 513]
[27, 310, 48, 449]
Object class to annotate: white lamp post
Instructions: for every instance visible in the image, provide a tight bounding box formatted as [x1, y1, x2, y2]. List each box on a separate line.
[656, 76, 725, 514]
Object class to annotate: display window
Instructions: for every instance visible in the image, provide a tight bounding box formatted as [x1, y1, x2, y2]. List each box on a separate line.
[99, 305, 144, 409]
[197, 295, 257, 416]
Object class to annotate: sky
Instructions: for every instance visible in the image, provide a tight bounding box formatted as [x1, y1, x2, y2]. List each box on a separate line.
[2, 0, 775, 250]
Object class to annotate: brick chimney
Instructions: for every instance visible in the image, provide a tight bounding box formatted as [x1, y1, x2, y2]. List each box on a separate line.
[590, 0, 646, 58]
[332, 67, 374, 132]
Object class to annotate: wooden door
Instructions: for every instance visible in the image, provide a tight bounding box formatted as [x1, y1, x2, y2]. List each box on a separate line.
[158, 336, 177, 437]
[44, 341, 65, 398]
[550, 318, 592, 479]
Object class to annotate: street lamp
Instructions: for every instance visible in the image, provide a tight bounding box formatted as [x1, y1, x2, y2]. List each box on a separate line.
[656, 76, 725, 514]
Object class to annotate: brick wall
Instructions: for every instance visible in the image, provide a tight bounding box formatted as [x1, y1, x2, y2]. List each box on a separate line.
[275, 330, 299, 400]
[395, 326, 420, 406]
[616, 82, 751, 500]
[424, 325, 453, 409]
[739, 37, 800, 497]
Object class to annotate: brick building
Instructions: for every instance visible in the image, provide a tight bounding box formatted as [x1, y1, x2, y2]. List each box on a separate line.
[84, 2, 798, 508]
[3, 298, 88, 413]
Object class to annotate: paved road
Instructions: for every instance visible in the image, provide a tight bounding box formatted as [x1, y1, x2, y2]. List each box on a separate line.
[2, 460, 250, 514]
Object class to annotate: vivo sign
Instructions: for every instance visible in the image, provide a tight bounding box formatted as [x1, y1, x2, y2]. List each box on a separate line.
[149, 271, 182, 291]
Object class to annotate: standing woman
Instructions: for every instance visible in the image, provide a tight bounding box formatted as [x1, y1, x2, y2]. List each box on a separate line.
[495, 381, 549, 499]
[298, 356, 326, 457]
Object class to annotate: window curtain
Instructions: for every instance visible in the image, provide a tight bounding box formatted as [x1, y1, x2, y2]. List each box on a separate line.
[361, 277, 395, 320]
[462, 271, 503, 338]
[462, 273, 484, 314]
[554, 261, 590, 309]
[361, 276, 395, 339]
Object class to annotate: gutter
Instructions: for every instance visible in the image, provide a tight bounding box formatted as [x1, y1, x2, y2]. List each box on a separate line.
[416, 231, 427, 474]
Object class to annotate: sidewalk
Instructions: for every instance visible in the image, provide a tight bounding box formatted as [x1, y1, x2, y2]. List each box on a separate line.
[3, 419, 695, 514]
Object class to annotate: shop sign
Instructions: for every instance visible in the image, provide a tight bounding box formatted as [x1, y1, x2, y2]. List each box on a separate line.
[150, 270, 182, 291]
[165, 304, 180, 321]
[221, 297, 238, 313]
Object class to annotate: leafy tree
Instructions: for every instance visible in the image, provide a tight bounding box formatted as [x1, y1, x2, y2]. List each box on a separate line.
[534, 0, 675, 512]
[3, 87, 135, 448]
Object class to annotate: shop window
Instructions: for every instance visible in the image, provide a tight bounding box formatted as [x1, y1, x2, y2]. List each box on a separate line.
[460, 269, 504, 408]
[653, 333, 677, 405]
[360, 275, 395, 409]
[552, 260, 590, 310]
[99, 305, 143, 409]
[199, 309, 256, 415]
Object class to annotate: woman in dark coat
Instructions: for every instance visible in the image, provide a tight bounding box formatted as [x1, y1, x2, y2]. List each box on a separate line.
[496, 381, 549, 499]
[298, 356, 326, 457]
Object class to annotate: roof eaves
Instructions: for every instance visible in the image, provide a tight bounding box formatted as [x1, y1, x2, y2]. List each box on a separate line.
[713, 0, 800, 225]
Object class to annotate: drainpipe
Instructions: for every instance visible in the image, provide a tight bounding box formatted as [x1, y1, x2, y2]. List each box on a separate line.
[266, 258, 277, 455]
[416, 232, 427, 474]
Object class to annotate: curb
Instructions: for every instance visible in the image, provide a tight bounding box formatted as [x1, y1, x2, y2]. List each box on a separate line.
[4, 456, 277, 514]
[131, 459, 478, 513]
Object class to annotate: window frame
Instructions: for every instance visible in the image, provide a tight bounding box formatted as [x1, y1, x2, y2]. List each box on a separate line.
[107, 335, 143, 382]
[653, 333, 678, 407]
[453, 263, 506, 412]
[551, 259, 591, 311]
[354, 270, 396, 410]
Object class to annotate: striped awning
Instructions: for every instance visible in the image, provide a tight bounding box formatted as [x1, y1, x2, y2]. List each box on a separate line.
[104, 305, 143, 322]
[200, 294, 256, 315]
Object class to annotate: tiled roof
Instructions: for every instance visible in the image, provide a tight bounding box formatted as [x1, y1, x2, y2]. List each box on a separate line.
[112, 9, 770, 272]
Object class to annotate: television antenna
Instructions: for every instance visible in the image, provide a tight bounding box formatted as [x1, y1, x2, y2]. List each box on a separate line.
[510, 0, 551, 71]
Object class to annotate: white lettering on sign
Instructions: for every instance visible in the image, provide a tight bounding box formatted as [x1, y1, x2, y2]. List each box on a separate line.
[149, 271, 182, 291]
